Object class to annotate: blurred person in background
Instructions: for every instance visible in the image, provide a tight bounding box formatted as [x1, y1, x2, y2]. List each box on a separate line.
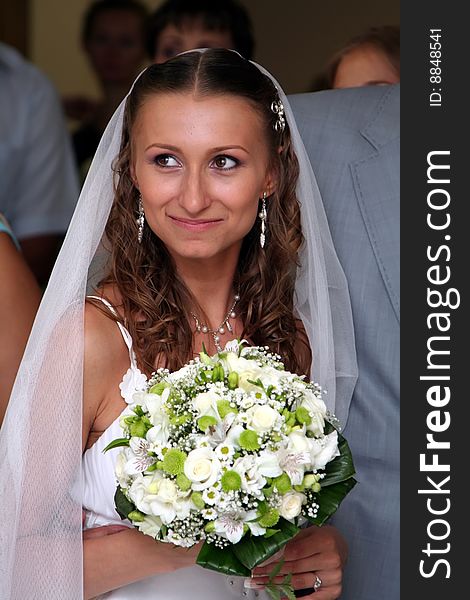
[290, 83, 399, 600]
[146, 0, 255, 63]
[311, 25, 399, 91]
[64, 0, 149, 180]
[0, 42, 79, 286]
[0, 214, 41, 425]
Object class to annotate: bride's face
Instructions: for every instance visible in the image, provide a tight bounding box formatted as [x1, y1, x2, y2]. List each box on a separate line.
[130, 92, 275, 265]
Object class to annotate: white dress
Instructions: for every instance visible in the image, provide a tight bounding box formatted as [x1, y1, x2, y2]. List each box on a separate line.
[82, 299, 266, 599]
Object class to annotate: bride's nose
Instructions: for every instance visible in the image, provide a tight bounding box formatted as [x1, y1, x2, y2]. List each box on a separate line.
[177, 169, 211, 214]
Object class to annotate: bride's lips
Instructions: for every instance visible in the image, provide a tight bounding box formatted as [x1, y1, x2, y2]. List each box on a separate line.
[169, 216, 224, 232]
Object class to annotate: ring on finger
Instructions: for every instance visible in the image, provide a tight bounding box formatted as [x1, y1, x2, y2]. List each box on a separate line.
[313, 573, 322, 591]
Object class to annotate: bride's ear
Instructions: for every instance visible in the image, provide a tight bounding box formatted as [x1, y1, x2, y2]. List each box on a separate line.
[129, 163, 139, 191]
[263, 166, 278, 198]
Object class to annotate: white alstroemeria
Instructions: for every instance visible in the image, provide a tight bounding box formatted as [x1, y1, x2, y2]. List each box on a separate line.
[125, 437, 156, 475]
[214, 442, 235, 461]
[193, 390, 222, 420]
[224, 423, 245, 449]
[277, 443, 311, 486]
[287, 430, 311, 454]
[246, 404, 280, 433]
[119, 368, 147, 404]
[247, 521, 267, 536]
[280, 491, 305, 521]
[184, 447, 221, 491]
[233, 455, 266, 498]
[214, 510, 251, 544]
[224, 340, 242, 354]
[298, 388, 327, 436]
[256, 450, 282, 478]
[309, 430, 340, 470]
[244, 510, 266, 536]
[206, 413, 237, 446]
[202, 487, 221, 506]
[137, 515, 162, 538]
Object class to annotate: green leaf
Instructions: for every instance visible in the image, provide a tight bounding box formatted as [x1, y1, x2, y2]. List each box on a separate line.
[264, 586, 281, 600]
[114, 487, 136, 520]
[246, 378, 264, 389]
[196, 541, 251, 577]
[321, 432, 356, 487]
[103, 438, 130, 452]
[307, 477, 357, 525]
[233, 518, 299, 570]
[264, 528, 280, 538]
[268, 558, 284, 582]
[279, 582, 296, 600]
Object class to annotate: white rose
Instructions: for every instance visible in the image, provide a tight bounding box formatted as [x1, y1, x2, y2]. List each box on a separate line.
[309, 431, 340, 470]
[248, 404, 279, 433]
[184, 447, 221, 490]
[280, 491, 305, 520]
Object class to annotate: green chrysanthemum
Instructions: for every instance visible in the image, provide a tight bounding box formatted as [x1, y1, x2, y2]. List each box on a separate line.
[221, 470, 242, 492]
[191, 491, 205, 509]
[197, 415, 218, 432]
[273, 473, 292, 494]
[239, 429, 260, 451]
[176, 473, 192, 491]
[217, 399, 238, 419]
[129, 420, 147, 438]
[295, 406, 312, 425]
[149, 381, 168, 395]
[258, 508, 280, 528]
[162, 448, 187, 475]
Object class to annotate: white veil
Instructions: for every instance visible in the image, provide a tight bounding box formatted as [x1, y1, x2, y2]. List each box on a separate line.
[0, 51, 357, 598]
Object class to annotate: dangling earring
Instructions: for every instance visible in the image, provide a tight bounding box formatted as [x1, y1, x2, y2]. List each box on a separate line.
[137, 195, 145, 244]
[259, 192, 268, 248]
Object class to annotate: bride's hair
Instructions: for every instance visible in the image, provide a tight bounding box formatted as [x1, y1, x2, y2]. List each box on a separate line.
[100, 48, 309, 375]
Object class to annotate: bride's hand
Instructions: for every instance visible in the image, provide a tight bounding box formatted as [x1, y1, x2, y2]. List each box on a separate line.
[247, 525, 347, 599]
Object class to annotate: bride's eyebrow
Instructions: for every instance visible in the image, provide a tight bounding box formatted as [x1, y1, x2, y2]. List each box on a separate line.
[145, 143, 181, 152]
[210, 145, 249, 154]
[144, 143, 250, 155]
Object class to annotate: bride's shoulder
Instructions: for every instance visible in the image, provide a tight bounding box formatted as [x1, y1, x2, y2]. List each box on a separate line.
[84, 285, 128, 375]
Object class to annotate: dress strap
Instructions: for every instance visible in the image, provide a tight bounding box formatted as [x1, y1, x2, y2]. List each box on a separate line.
[87, 295, 137, 367]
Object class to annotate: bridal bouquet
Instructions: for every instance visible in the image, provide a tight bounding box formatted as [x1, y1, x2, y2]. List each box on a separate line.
[105, 340, 356, 585]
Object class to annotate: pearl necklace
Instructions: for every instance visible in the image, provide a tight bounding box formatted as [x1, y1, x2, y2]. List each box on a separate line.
[191, 293, 240, 352]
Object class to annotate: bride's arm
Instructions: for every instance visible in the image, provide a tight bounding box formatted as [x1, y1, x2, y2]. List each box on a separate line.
[83, 303, 200, 598]
[84, 528, 201, 599]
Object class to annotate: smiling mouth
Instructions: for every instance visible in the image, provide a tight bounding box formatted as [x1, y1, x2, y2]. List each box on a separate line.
[169, 216, 223, 231]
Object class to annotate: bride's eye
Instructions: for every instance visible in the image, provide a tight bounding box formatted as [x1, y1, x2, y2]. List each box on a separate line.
[211, 155, 239, 170]
[154, 154, 181, 168]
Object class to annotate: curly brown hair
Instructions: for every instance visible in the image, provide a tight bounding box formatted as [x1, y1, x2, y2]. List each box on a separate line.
[97, 49, 309, 376]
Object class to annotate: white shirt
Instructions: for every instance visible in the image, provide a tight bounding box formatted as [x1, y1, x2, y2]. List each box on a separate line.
[0, 43, 79, 240]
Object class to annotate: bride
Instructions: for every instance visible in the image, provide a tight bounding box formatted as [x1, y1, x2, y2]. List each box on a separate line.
[0, 49, 357, 599]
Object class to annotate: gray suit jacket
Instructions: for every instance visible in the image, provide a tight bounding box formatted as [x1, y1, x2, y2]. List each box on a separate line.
[290, 85, 399, 600]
